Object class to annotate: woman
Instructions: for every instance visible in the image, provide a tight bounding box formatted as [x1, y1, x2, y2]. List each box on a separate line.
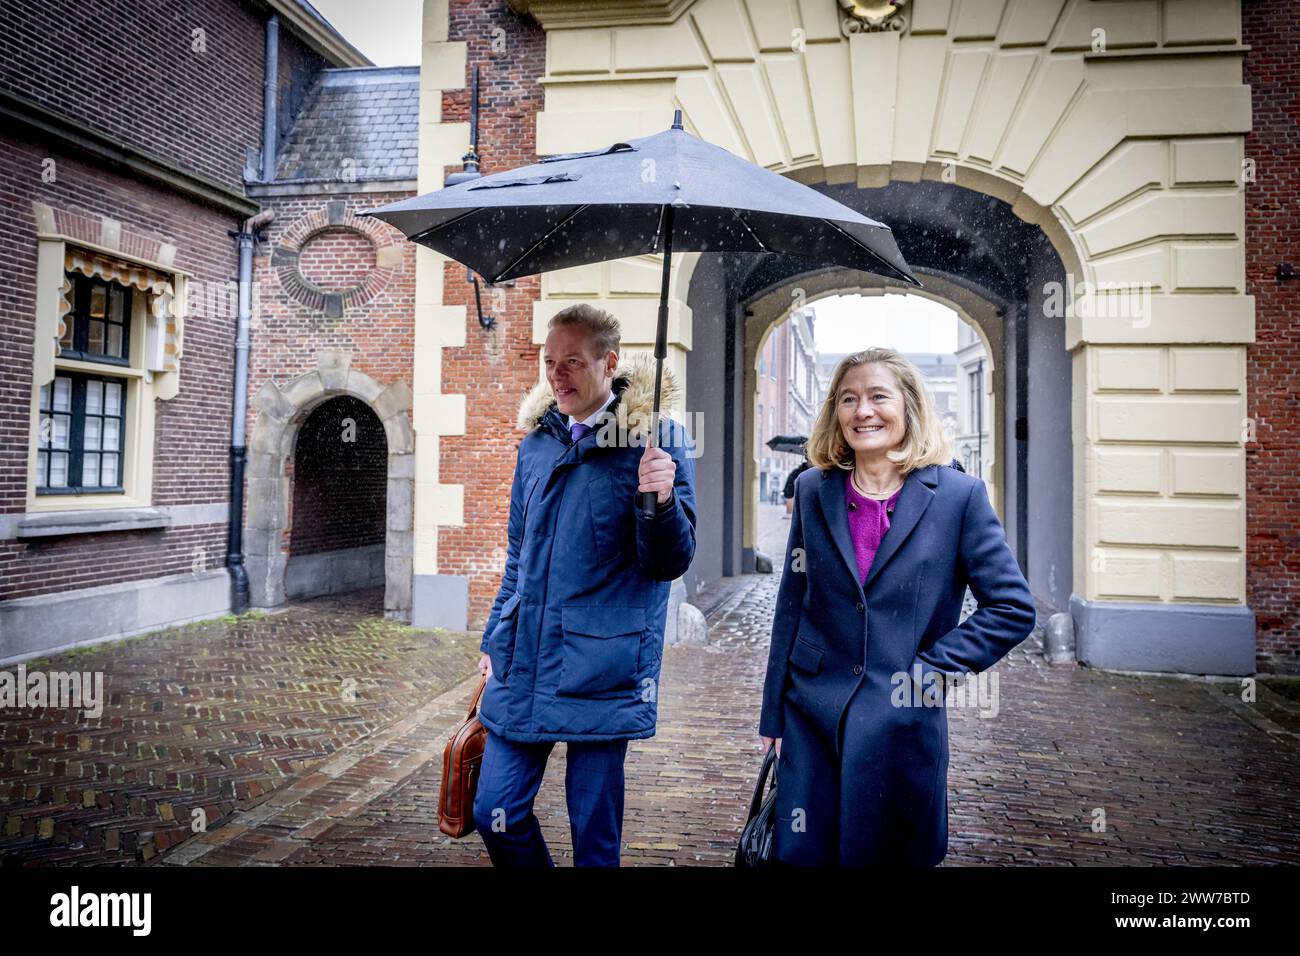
[757, 347, 1036, 867]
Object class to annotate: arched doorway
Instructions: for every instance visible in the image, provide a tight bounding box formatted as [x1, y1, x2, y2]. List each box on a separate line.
[751, 291, 1001, 574]
[687, 177, 1074, 615]
[284, 396, 388, 601]
[244, 349, 415, 620]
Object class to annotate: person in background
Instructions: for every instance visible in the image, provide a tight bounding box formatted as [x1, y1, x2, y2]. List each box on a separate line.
[783, 455, 812, 518]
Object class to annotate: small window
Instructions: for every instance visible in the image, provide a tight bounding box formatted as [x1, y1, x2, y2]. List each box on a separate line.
[60, 273, 132, 365]
[36, 372, 126, 494]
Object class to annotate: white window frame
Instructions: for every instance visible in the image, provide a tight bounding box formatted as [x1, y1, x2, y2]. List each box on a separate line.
[27, 235, 187, 513]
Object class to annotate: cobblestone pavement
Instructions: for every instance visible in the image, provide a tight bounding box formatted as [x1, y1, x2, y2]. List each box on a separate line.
[154, 505, 1300, 867]
[0, 589, 480, 865]
[6, 508, 1298, 866]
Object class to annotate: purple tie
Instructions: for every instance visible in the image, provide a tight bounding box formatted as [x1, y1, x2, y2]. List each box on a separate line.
[570, 422, 593, 442]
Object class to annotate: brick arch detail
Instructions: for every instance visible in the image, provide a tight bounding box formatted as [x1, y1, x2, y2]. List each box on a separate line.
[243, 348, 414, 620]
[271, 202, 403, 316]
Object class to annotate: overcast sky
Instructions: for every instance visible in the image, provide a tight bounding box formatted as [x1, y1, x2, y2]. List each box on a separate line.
[812, 294, 959, 355]
[311, 0, 421, 66]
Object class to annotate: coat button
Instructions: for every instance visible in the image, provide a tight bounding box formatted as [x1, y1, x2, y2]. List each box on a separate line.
[855, 601, 864, 613]
[853, 664, 863, 675]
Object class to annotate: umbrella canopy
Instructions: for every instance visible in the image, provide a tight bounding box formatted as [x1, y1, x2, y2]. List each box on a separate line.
[363, 112, 920, 518]
[363, 119, 920, 287]
[766, 435, 809, 455]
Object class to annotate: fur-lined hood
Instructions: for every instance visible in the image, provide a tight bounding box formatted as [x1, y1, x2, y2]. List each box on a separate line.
[516, 352, 681, 437]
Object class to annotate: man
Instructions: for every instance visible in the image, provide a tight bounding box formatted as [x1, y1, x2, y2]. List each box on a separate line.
[473, 303, 697, 867]
[783, 456, 811, 517]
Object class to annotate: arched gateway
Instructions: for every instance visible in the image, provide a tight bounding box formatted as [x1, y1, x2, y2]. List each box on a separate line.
[411, 0, 1259, 675]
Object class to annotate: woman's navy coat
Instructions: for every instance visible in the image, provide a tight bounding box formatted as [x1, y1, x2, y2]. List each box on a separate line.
[759, 463, 1036, 866]
[479, 354, 696, 744]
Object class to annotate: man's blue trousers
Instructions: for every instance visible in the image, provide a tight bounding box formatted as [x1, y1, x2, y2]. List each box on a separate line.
[472, 728, 629, 867]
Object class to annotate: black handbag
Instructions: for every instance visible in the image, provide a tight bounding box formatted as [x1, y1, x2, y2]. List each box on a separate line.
[735, 744, 780, 867]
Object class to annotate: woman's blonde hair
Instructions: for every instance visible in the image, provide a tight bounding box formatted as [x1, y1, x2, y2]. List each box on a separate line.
[806, 347, 953, 474]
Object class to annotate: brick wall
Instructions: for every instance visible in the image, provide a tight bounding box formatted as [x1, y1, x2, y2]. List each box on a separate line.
[0, 134, 241, 600]
[0, 0, 325, 192]
[1243, 0, 1300, 673]
[237, 187, 414, 575]
[439, 0, 547, 631]
[0, 0, 334, 603]
[244, 190, 416, 437]
[287, 395, 387, 556]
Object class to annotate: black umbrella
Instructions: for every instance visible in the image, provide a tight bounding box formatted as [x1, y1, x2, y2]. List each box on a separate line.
[766, 435, 809, 456]
[365, 111, 920, 517]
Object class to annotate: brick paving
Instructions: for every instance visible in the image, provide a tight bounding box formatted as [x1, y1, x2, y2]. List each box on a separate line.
[0, 588, 480, 865]
[4, 508, 1298, 866]
[158, 506, 1300, 867]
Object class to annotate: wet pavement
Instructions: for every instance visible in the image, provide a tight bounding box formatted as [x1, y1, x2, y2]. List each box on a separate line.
[0, 588, 480, 865]
[2, 506, 1297, 866]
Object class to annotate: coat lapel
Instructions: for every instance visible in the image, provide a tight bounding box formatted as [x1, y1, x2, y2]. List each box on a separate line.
[817, 464, 940, 594]
[862, 464, 938, 593]
[817, 468, 861, 592]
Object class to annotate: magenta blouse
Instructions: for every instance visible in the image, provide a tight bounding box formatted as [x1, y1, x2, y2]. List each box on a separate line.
[845, 477, 904, 586]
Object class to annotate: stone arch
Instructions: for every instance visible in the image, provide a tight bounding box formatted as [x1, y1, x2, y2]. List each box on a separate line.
[244, 348, 414, 620]
[685, 171, 1075, 614]
[431, 0, 1257, 672]
[746, 274, 1002, 505]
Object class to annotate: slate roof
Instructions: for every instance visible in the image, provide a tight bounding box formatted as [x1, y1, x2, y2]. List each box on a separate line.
[276, 66, 419, 182]
[903, 352, 958, 376]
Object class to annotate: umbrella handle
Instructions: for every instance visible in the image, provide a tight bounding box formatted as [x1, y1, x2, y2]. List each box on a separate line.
[638, 198, 675, 523]
[637, 410, 661, 520]
[638, 490, 659, 521]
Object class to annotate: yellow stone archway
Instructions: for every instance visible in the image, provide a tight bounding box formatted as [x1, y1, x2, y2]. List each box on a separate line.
[417, 0, 1256, 673]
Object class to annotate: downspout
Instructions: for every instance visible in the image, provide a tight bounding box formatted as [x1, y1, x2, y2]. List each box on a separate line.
[229, 12, 280, 612]
[228, 209, 274, 613]
[261, 14, 279, 182]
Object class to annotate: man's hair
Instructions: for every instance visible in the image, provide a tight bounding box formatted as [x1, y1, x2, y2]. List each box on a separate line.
[548, 303, 620, 362]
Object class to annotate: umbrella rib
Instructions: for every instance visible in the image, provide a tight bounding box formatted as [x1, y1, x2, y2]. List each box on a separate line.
[493, 203, 591, 282]
[731, 208, 770, 252]
[410, 205, 485, 245]
[653, 203, 669, 253]
[820, 217, 919, 285]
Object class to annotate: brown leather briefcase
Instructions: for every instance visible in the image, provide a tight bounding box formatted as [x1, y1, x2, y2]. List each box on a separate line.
[438, 674, 488, 838]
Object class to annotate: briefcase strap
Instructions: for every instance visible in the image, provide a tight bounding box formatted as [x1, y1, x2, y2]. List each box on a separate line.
[465, 673, 487, 720]
[746, 745, 779, 821]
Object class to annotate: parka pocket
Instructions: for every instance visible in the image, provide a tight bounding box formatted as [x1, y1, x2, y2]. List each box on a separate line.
[486, 591, 521, 684]
[557, 604, 645, 697]
[586, 471, 626, 565]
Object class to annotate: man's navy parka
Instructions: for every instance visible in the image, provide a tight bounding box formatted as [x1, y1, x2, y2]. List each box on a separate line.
[478, 354, 697, 743]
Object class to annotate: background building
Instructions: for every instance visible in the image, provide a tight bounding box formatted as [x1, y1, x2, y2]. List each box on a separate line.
[955, 321, 993, 481]
[0, 0, 418, 657]
[756, 305, 818, 503]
